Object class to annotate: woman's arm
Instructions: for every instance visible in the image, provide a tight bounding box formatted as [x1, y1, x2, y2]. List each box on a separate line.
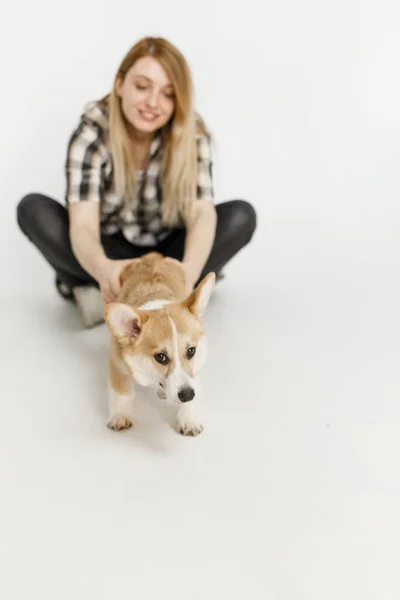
[68, 201, 108, 281]
[181, 131, 217, 291]
[66, 123, 133, 302]
[66, 121, 109, 280]
[69, 202, 134, 302]
[182, 199, 217, 291]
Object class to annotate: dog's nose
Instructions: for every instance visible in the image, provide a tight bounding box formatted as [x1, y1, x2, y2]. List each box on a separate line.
[178, 387, 195, 403]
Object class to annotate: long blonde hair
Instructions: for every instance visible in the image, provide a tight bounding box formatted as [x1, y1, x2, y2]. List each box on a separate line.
[97, 36, 210, 227]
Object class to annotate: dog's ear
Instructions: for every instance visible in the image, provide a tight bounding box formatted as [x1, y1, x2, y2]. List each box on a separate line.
[104, 303, 142, 342]
[185, 272, 215, 317]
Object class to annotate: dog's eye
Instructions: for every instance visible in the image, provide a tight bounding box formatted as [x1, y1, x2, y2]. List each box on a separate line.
[154, 353, 169, 365]
[186, 347, 196, 359]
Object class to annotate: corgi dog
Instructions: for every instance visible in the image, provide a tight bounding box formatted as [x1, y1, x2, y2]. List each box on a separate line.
[104, 252, 215, 437]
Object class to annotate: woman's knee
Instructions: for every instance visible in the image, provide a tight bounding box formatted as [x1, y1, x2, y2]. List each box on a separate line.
[17, 193, 68, 242]
[217, 199, 257, 243]
[17, 193, 46, 235]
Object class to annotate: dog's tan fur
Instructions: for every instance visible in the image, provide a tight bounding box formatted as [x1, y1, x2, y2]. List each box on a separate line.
[118, 253, 187, 307]
[104, 252, 215, 436]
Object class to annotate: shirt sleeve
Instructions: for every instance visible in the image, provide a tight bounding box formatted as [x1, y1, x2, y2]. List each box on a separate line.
[65, 122, 106, 204]
[196, 134, 214, 203]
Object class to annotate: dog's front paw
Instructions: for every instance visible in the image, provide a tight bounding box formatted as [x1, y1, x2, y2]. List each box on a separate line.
[107, 415, 133, 431]
[175, 403, 204, 437]
[175, 418, 204, 437]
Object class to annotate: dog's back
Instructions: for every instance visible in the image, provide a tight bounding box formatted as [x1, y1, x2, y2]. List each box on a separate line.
[118, 252, 187, 308]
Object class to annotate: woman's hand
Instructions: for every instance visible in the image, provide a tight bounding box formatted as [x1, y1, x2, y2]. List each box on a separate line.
[96, 258, 138, 303]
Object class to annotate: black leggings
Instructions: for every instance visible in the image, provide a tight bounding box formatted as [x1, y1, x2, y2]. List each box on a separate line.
[16, 194, 257, 289]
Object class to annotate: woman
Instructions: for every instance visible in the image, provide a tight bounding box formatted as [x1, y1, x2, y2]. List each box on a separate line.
[17, 36, 257, 327]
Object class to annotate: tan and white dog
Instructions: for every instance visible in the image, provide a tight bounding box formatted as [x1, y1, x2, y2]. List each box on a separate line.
[104, 252, 215, 436]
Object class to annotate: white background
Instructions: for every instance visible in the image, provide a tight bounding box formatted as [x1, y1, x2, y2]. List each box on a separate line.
[1, 1, 400, 598]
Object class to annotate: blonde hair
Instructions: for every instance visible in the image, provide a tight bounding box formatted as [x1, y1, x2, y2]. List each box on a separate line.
[97, 36, 210, 227]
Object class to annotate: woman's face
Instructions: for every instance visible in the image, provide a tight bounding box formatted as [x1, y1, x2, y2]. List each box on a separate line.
[116, 56, 175, 136]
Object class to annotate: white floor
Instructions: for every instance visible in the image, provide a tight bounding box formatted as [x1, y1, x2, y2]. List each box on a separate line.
[1, 217, 400, 600]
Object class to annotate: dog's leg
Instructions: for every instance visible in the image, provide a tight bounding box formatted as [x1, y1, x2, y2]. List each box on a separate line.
[108, 383, 134, 431]
[175, 380, 204, 436]
[107, 346, 134, 431]
[175, 401, 204, 436]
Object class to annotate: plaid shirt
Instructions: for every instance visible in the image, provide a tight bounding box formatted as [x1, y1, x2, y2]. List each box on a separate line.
[65, 102, 214, 246]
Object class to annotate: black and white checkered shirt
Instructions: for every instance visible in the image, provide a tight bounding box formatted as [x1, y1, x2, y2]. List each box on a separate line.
[65, 102, 214, 246]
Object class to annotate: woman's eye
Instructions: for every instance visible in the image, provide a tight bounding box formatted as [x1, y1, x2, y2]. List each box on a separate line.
[136, 84, 148, 91]
[186, 347, 196, 359]
[154, 353, 169, 365]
